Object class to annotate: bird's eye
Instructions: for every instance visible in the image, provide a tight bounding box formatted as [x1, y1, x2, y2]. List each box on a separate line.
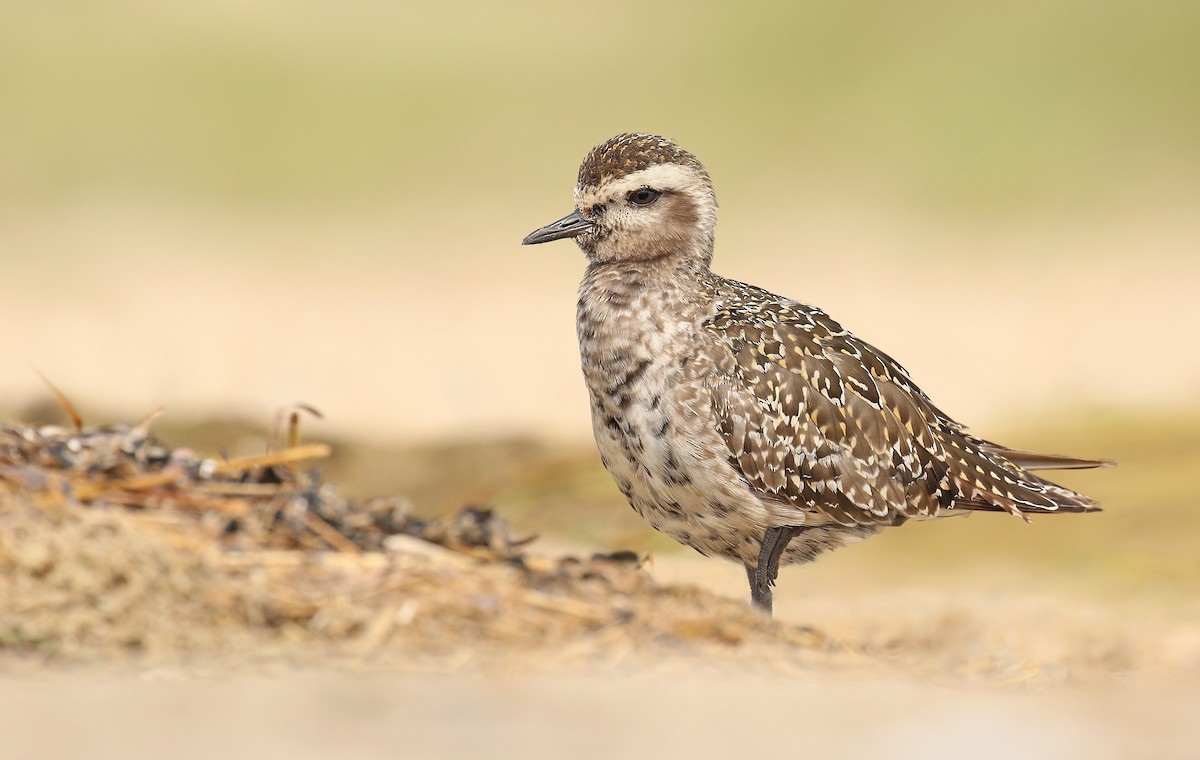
[627, 188, 662, 207]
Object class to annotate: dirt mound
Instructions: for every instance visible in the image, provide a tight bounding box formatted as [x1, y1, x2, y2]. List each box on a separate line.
[0, 415, 830, 670]
[0, 495, 241, 661]
[0, 490, 837, 671]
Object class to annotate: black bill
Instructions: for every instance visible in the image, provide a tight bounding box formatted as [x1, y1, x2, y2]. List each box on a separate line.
[522, 209, 594, 245]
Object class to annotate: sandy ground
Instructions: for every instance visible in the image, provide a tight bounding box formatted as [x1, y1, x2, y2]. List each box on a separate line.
[3, 669, 1199, 760]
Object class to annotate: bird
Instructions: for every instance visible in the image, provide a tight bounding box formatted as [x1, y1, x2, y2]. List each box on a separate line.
[522, 133, 1110, 615]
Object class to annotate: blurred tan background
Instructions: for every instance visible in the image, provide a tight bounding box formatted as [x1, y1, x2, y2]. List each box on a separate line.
[3, 2, 1200, 756]
[3, 0, 1198, 583]
[2, 0, 1197, 439]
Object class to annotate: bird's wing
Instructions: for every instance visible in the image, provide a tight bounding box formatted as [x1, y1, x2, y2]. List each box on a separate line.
[703, 286, 1096, 526]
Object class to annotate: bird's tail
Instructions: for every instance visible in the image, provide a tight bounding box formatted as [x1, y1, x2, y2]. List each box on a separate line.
[945, 435, 1111, 522]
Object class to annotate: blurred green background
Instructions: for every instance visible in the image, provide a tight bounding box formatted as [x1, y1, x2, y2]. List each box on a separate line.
[2, 0, 1197, 588]
[2, 1, 1198, 207]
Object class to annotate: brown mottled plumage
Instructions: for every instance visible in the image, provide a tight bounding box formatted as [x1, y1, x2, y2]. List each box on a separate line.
[523, 133, 1110, 615]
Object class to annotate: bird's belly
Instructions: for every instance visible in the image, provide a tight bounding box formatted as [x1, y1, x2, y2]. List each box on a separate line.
[587, 378, 775, 565]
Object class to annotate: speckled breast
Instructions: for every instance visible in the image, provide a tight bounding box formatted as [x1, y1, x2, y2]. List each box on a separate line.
[576, 266, 774, 564]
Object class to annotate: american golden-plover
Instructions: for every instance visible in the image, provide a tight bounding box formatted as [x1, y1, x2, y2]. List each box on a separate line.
[523, 133, 1108, 615]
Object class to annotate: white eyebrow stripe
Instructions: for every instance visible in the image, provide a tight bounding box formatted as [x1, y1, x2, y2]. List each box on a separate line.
[575, 163, 710, 207]
[611, 163, 704, 192]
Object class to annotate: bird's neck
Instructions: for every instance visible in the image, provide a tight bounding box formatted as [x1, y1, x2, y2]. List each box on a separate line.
[580, 252, 709, 308]
[576, 254, 715, 372]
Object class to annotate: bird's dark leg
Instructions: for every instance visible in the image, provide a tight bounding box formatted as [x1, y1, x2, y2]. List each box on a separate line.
[747, 526, 804, 615]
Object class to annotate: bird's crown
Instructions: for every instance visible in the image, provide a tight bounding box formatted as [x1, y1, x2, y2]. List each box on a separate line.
[577, 133, 708, 189]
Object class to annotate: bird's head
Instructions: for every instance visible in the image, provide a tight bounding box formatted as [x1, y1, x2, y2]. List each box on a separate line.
[522, 133, 717, 267]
